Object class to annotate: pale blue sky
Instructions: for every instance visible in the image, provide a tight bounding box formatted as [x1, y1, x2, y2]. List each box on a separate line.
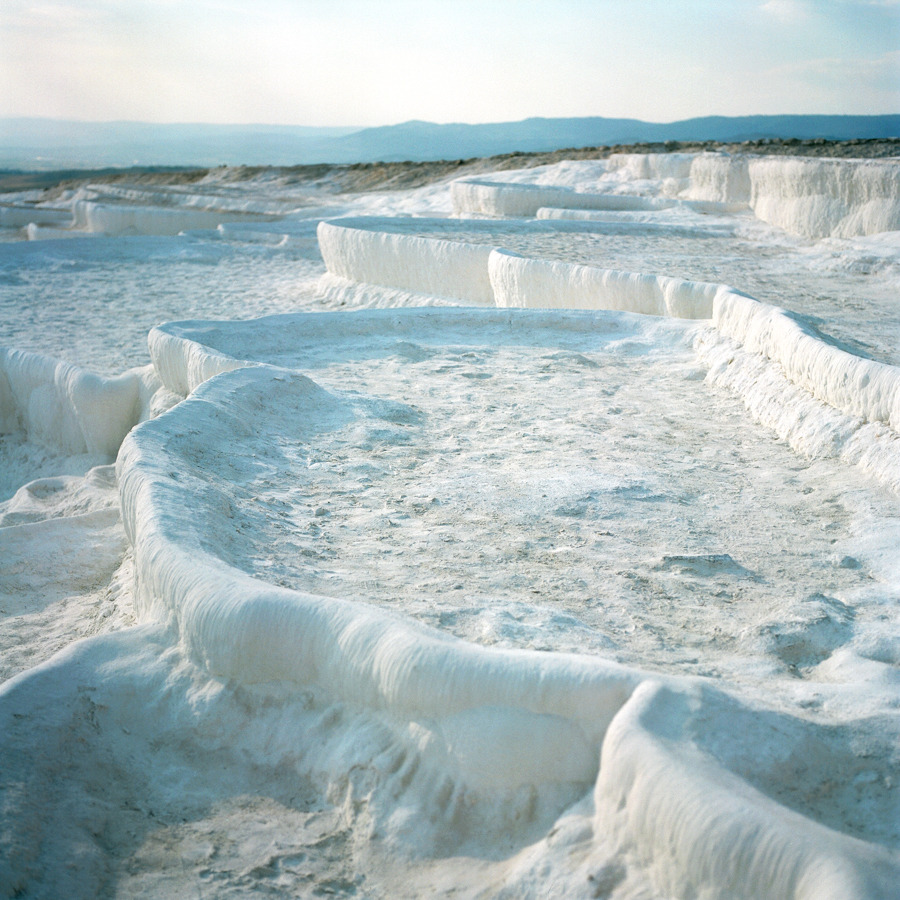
[1, 0, 898, 125]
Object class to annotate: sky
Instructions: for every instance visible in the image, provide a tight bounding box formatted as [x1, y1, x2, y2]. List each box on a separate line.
[1, 0, 898, 127]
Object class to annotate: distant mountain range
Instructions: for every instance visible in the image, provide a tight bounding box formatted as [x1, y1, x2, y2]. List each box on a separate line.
[1, 114, 898, 170]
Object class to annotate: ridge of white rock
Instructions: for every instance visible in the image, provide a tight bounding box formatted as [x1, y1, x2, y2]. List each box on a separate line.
[117, 362, 642, 782]
[450, 178, 679, 217]
[712, 290, 900, 431]
[147, 325, 246, 397]
[8, 180, 296, 239]
[0, 204, 72, 228]
[0, 348, 146, 456]
[3, 152, 899, 898]
[489, 248, 718, 318]
[595, 681, 899, 900]
[70, 182, 300, 216]
[748, 157, 900, 239]
[317, 219, 722, 317]
[605, 152, 697, 183]
[452, 153, 900, 239]
[121, 310, 900, 899]
[69, 200, 275, 237]
[316, 201, 900, 492]
[317, 219, 497, 304]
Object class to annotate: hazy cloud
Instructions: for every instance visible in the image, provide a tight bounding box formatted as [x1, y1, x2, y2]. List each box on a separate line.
[2, 0, 897, 125]
[774, 48, 900, 82]
[760, 0, 811, 23]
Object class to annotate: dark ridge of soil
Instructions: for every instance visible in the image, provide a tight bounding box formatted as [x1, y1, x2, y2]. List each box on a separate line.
[0, 166, 210, 194]
[2, 137, 897, 197]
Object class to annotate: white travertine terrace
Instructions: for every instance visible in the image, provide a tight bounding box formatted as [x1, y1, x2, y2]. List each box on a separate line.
[453, 153, 900, 239]
[124, 305, 900, 899]
[0, 348, 145, 456]
[2, 150, 899, 899]
[315, 192, 900, 495]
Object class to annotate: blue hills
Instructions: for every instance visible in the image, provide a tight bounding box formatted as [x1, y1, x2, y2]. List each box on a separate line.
[1, 114, 898, 170]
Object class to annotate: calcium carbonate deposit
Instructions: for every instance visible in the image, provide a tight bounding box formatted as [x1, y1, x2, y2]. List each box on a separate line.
[1, 151, 899, 899]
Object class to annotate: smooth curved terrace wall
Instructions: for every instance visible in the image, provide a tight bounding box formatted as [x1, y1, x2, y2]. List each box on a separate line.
[316, 210, 900, 491]
[714, 290, 900, 432]
[0, 205, 72, 228]
[596, 680, 898, 900]
[147, 326, 245, 398]
[489, 249, 718, 319]
[748, 157, 900, 239]
[452, 154, 900, 239]
[317, 219, 717, 319]
[317, 220, 496, 304]
[124, 311, 900, 899]
[450, 179, 678, 218]
[0, 348, 143, 456]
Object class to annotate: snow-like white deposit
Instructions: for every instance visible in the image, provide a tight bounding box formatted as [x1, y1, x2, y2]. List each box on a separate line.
[0, 348, 147, 456]
[749, 157, 900, 239]
[488, 248, 718, 318]
[686, 152, 751, 204]
[453, 153, 900, 240]
[2, 150, 899, 898]
[317, 219, 497, 304]
[0, 204, 71, 228]
[451, 179, 679, 218]
[712, 289, 900, 431]
[124, 307, 900, 898]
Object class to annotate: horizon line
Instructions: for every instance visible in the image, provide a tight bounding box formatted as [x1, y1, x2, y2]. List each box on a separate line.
[3, 111, 900, 131]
